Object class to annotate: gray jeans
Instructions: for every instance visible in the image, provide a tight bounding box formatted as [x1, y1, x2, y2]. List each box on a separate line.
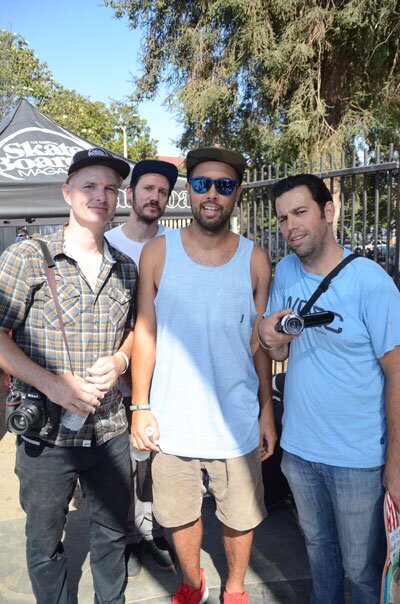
[16, 431, 131, 604]
[126, 455, 163, 543]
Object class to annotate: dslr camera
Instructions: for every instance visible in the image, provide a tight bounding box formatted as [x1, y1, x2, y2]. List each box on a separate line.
[6, 388, 59, 437]
[276, 310, 335, 335]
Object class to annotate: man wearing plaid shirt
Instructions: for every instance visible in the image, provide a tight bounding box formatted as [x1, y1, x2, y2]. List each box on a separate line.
[0, 148, 137, 604]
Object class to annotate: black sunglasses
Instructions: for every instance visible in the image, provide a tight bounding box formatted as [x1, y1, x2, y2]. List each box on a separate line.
[189, 177, 238, 196]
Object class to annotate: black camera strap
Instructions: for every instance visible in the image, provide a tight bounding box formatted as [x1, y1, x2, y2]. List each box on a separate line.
[36, 239, 75, 375]
[300, 253, 359, 316]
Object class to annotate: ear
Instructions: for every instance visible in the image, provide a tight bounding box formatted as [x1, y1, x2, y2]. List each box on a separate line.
[185, 181, 191, 193]
[324, 200, 335, 224]
[235, 185, 243, 202]
[62, 183, 72, 207]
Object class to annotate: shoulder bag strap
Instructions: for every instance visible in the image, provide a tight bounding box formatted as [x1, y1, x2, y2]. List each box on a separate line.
[36, 239, 75, 375]
[300, 253, 359, 316]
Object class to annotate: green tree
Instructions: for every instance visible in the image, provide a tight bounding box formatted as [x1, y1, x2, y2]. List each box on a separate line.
[0, 30, 157, 160]
[104, 0, 400, 164]
[0, 30, 53, 120]
[40, 91, 158, 159]
[108, 97, 158, 159]
[38, 85, 115, 146]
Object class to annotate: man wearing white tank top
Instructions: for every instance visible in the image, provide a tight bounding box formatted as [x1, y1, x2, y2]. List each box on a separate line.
[130, 147, 277, 604]
[106, 159, 178, 580]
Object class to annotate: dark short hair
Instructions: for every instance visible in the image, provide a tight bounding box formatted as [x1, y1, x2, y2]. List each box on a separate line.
[272, 174, 333, 214]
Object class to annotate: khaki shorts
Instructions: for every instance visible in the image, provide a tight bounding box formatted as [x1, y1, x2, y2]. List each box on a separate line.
[151, 447, 267, 531]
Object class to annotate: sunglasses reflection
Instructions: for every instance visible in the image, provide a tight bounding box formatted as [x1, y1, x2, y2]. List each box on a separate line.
[189, 177, 238, 196]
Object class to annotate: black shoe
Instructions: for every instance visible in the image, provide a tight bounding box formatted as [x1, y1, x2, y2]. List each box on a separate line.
[145, 536, 176, 570]
[125, 542, 144, 581]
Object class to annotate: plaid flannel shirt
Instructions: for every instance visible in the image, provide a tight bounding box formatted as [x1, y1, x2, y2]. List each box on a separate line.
[0, 226, 137, 446]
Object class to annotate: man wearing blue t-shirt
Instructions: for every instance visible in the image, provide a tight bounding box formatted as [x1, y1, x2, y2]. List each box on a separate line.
[258, 173, 400, 604]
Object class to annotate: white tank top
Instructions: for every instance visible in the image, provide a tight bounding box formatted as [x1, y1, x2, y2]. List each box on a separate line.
[150, 230, 260, 458]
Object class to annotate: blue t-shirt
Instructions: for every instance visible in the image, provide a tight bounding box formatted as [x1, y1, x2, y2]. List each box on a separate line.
[267, 249, 400, 468]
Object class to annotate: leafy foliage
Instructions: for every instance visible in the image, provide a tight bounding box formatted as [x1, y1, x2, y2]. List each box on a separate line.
[108, 98, 158, 159]
[104, 0, 400, 163]
[0, 30, 53, 120]
[0, 29, 157, 160]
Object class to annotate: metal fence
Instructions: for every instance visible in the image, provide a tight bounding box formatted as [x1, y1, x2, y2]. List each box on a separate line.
[1, 146, 399, 286]
[239, 145, 400, 288]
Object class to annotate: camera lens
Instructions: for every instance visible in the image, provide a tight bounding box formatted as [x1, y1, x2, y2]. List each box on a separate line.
[8, 412, 29, 434]
[278, 313, 304, 335]
[285, 316, 303, 334]
[7, 404, 43, 435]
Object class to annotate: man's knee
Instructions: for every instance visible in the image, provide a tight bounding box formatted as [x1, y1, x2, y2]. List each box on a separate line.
[27, 534, 67, 563]
[341, 544, 383, 590]
[222, 524, 253, 538]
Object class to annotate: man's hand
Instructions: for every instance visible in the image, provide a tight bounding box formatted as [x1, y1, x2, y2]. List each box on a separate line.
[130, 409, 160, 452]
[258, 309, 299, 349]
[46, 372, 104, 416]
[259, 404, 278, 462]
[383, 461, 400, 509]
[85, 354, 126, 393]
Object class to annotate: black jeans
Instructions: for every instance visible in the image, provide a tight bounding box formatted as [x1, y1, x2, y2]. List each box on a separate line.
[15, 431, 131, 604]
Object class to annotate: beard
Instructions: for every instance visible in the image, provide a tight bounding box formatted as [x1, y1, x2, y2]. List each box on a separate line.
[288, 228, 329, 264]
[189, 195, 233, 233]
[131, 197, 163, 224]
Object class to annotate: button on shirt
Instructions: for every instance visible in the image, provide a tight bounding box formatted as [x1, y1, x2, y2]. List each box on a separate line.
[0, 226, 137, 446]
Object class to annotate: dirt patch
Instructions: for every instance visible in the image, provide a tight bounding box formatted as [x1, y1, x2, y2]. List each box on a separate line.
[0, 371, 24, 521]
[0, 432, 23, 522]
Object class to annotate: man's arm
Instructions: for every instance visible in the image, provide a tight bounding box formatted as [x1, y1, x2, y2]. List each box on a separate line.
[380, 345, 400, 508]
[85, 330, 134, 393]
[257, 262, 299, 360]
[0, 327, 103, 415]
[251, 246, 277, 461]
[257, 310, 299, 361]
[130, 237, 165, 451]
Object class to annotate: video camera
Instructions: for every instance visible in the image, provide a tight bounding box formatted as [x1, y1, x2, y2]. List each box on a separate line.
[276, 310, 335, 335]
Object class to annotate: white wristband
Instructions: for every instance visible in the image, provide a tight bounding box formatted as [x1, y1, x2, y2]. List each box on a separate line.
[115, 351, 129, 374]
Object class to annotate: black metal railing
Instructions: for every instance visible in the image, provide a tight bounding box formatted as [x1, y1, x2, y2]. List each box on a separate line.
[239, 146, 400, 288]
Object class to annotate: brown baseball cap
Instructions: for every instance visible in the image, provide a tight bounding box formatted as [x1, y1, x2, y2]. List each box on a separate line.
[186, 147, 247, 184]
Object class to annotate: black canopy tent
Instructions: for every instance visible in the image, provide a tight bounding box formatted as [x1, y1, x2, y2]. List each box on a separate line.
[0, 99, 190, 227]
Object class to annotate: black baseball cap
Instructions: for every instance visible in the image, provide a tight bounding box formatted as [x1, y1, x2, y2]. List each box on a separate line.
[68, 147, 130, 180]
[130, 159, 178, 190]
[186, 147, 247, 184]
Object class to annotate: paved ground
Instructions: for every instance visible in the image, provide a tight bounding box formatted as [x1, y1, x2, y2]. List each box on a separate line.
[0, 371, 341, 603]
[0, 496, 314, 604]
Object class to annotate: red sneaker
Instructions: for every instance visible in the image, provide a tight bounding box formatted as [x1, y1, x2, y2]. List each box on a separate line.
[171, 568, 209, 603]
[223, 591, 249, 604]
